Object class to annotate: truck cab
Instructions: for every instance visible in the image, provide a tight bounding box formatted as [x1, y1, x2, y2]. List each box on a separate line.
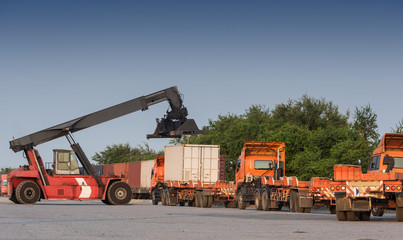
[150, 156, 165, 205]
[235, 141, 285, 187]
[368, 133, 403, 173]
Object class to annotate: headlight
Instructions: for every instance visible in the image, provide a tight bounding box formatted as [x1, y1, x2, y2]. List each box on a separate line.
[386, 186, 390, 191]
[341, 186, 346, 191]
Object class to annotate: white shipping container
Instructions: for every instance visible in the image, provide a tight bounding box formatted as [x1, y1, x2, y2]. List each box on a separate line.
[164, 144, 220, 184]
[140, 159, 155, 188]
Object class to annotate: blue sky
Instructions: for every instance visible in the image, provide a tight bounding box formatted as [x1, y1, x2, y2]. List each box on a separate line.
[1, 1, 402, 168]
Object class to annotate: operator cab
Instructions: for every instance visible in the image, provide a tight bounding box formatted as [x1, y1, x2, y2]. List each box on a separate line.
[53, 149, 80, 175]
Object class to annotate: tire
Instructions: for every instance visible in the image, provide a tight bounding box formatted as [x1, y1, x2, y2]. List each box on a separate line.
[289, 191, 296, 212]
[161, 190, 167, 205]
[207, 195, 213, 208]
[254, 191, 262, 210]
[336, 211, 348, 221]
[179, 202, 185, 206]
[16, 181, 41, 204]
[106, 181, 132, 205]
[346, 211, 359, 221]
[329, 205, 336, 214]
[201, 194, 209, 208]
[188, 200, 195, 207]
[9, 192, 21, 204]
[360, 211, 371, 221]
[371, 208, 385, 217]
[237, 192, 247, 210]
[102, 199, 112, 205]
[195, 192, 201, 208]
[396, 207, 403, 222]
[261, 190, 270, 211]
[151, 191, 158, 205]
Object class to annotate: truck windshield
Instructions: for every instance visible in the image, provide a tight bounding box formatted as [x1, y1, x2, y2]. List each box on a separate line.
[393, 157, 403, 169]
[254, 160, 273, 170]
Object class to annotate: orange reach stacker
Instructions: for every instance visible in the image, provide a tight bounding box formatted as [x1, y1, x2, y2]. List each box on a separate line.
[7, 87, 203, 205]
[330, 133, 403, 221]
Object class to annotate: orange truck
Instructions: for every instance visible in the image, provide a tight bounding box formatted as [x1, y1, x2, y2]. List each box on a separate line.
[234, 141, 335, 213]
[330, 133, 403, 221]
[1, 174, 7, 196]
[150, 144, 235, 207]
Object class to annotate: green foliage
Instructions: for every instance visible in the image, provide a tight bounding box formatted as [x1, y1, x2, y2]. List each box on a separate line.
[0, 168, 14, 174]
[92, 143, 163, 165]
[391, 118, 403, 133]
[179, 96, 378, 181]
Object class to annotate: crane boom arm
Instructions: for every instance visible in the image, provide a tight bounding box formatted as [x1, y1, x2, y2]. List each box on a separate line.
[10, 86, 202, 152]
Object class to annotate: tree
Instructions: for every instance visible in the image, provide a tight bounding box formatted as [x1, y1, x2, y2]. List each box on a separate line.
[0, 168, 14, 174]
[353, 104, 379, 144]
[92, 143, 163, 165]
[391, 118, 403, 133]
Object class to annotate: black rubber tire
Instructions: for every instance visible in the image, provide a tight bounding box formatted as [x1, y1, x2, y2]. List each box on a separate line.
[329, 205, 336, 214]
[261, 190, 270, 211]
[9, 192, 21, 204]
[207, 195, 213, 208]
[360, 211, 371, 221]
[195, 192, 201, 208]
[179, 202, 185, 206]
[151, 191, 159, 205]
[102, 199, 112, 205]
[396, 207, 403, 222]
[201, 194, 209, 208]
[106, 181, 132, 205]
[371, 208, 385, 217]
[188, 200, 195, 207]
[161, 190, 166, 205]
[289, 191, 296, 212]
[336, 211, 348, 221]
[346, 211, 360, 221]
[254, 191, 262, 210]
[16, 181, 41, 204]
[237, 192, 247, 210]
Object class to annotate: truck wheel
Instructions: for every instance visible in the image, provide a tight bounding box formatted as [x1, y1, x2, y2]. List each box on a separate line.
[16, 181, 41, 204]
[9, 193, 21, 204]
[329, 205, 336, 214]
[106, 181, 132, 205]
[254, 191, 262, 210]
[336, 211, 348, 221]
[289, 191, 296, 212]
[196, 192, 202, 208]
[151, 191, 159, 205]
[371, 208, 385, 217]
[346, 211, 359, 221]
[261, 190, 270, 211]
[360, 211, 371, 221]
[102, 199, 112, 205]
[207, 195, 213, 208]
[201, 194, 208, 208]
[396, 207, 403, 222]
[188, 200, 195, 207]
[161, 190, 166, 205]
[237, 192, 247, 210]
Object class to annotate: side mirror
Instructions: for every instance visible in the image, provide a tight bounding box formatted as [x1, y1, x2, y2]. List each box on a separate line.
[228, 161, 234, 171]
[383, 155, 395, 172]
[357, 159, 362, 165]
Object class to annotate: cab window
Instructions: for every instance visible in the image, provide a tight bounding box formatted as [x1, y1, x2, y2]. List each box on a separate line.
[393, 157, 403, 169]
[254, 160, 273, 170]
[369, 156, 380, 170]
[236, 160, 241, 173]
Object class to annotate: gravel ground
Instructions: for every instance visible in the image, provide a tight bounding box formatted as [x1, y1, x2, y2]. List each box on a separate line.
[0, 197, 402, 240]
